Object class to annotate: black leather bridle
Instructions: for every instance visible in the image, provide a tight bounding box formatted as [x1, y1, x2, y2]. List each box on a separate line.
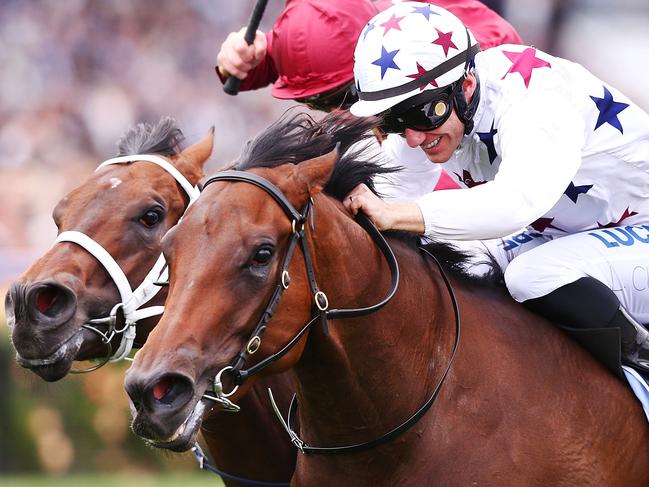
[202, 170, 401, 385]
[201, 169, 459, 455]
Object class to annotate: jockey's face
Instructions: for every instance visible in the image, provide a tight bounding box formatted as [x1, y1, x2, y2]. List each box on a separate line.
[403, 74, 477, 164]
[403, 109, 465, 163]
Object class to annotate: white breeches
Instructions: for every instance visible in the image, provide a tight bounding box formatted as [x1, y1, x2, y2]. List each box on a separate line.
[446, 228, 549, 279]
[502, 225, 649, 323]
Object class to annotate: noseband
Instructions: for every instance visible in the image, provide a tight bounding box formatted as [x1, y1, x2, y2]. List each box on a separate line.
[200, 170, 459, 455]
[53, 154, 200, 372]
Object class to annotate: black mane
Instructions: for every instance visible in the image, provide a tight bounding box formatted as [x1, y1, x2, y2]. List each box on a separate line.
[235, 110, 501, 287]
[420, 240, 503, 286]
[116, 116, 185, 157]
[235, 110, 397, 200]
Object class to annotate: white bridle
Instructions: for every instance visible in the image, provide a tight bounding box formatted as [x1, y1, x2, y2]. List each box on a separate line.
[54, 154, 200, 367]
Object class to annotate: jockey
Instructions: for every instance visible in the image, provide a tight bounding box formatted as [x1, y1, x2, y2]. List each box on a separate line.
[345, 2, 649, 373]
[215, 0, 521, 112]
[215, 0, 540, 276]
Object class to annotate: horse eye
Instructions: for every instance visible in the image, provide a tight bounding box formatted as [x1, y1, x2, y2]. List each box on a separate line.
[140, 209, 163, 228]
[252, 246, 274, 266]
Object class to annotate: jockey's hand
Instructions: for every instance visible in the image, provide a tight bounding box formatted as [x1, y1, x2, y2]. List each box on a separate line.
[344, 184, 425, 234]
[216, 28, 267, 80]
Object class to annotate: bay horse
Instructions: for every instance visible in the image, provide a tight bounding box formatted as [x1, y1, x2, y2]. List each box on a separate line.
[4, 118, 296, 485]
[124, 112, 649, 486]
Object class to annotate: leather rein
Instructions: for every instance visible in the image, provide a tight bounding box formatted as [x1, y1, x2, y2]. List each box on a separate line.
[200, 170, 460, 455]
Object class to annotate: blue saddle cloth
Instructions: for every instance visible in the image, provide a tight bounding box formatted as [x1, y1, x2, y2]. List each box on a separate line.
[623, 366, 649, 422]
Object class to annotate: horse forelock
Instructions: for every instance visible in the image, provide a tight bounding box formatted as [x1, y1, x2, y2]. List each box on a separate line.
[116, 116, 185, 157]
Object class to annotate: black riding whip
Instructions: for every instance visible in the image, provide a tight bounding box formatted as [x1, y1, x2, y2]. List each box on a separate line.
[223, 0, 269, 96]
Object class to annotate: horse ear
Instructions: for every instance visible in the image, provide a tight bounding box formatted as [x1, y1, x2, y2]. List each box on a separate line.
[173, 127, 215, 183]
[295, 145, 338, 196]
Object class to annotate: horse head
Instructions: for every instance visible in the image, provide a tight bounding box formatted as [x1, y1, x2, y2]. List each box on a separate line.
[5, 117, 212, 381]
[124, 112, 391, 450]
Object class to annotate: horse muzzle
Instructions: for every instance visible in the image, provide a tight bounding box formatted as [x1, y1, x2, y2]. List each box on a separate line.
[125, 369, 205, 450]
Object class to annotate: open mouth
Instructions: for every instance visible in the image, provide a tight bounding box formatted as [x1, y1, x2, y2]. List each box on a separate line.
[15, 330, 84, 368]
[149, 400, 206, 452]
[15, 332, 85, 381]
[422, 136, 441, 150]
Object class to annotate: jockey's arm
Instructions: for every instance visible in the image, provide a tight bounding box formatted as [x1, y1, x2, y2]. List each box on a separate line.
[416, 92, 585, 240]
[346, 92, 585, 239]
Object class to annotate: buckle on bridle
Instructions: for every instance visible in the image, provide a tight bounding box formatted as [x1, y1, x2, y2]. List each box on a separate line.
[291, 218, 305, 234]
[281, 270, 291, 289]
[290, 434, 306, 454]
[314, 291, 329, 312]
[201, 365, 241, 412]
[84, 302, 125, 343]
[246, 335, 261, 354]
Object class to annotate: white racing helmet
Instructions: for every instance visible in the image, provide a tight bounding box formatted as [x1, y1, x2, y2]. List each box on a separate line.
[351, 2, 480, 122]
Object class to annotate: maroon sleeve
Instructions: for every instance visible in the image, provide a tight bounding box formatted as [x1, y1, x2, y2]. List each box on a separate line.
[214, 31, 279, 92]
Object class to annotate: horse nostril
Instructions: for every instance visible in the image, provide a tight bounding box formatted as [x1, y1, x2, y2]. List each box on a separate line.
[27, 282, 76, 321]
[153, 376, 174, 401]
[149, 374, 194, 407]
[35, 286, 59, 314]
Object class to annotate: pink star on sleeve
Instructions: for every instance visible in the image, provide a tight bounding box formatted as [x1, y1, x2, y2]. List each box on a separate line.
[501, 47, 551, 88]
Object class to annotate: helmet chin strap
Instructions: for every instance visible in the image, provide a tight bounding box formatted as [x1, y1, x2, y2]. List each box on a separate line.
[454, 71, 481, 135]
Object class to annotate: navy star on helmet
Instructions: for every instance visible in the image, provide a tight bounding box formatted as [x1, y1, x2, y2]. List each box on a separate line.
[351, 1, 480, 117]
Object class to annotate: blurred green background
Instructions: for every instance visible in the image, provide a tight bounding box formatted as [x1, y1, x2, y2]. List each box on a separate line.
[0, 321, 224, 486]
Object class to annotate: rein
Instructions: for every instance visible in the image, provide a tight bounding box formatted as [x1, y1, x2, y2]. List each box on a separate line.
[200, 170, 460, 456]
[273, 246, 460, 455]
[191, 443, 289, 487]
[54, 154, 199, 372]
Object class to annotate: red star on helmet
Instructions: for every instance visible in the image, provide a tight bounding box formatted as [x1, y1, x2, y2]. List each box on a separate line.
[597, 208, 639, 228]
[432, 28, 458, 57]
[530, 217, 564, 233]
[406, 62, 439, 90]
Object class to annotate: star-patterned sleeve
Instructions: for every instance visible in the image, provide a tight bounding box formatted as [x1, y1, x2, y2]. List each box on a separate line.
[416, 91, 586, 240]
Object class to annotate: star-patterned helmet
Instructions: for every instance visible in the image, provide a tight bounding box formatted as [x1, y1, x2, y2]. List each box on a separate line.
[350, 2, 480, 117]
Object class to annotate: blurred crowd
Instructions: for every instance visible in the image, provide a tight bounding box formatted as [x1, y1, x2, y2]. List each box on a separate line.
[0, 0, 291, 282]
[1, 0, 648, 285]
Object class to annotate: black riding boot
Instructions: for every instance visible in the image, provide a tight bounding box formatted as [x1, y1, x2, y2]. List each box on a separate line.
[610, 306, 649, 372]
[523, 276, 649, 374]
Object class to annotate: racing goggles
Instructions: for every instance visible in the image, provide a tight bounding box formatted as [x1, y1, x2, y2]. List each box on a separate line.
[295, 82, 358, 112]
[379, 82, 460, 135]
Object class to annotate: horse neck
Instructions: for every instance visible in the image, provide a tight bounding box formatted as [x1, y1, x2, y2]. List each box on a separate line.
[291, 197, 454, 451]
